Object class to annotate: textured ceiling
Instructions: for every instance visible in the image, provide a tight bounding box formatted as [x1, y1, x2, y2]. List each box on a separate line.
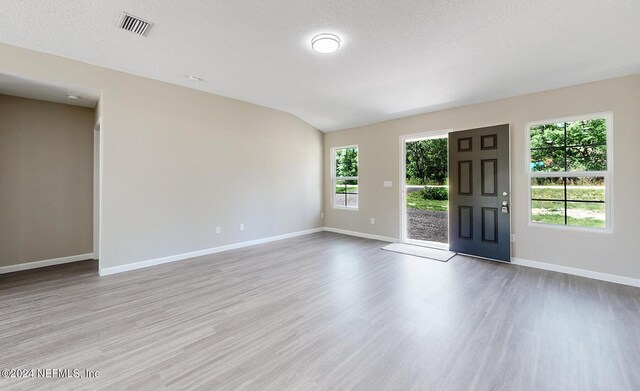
[0, 73, 100, 108]
[1, 0, 639, 131]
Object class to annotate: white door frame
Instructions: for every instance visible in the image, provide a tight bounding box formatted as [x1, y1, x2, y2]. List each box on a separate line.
[399, 129, 452, 250]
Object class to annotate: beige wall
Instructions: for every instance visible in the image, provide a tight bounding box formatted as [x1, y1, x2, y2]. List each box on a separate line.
[325, 75, 640, 280]
[0, 43, 324, 271]
[0, 94, 94, 266]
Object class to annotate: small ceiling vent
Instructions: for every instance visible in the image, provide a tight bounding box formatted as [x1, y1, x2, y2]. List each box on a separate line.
[118, 12, 152, 36]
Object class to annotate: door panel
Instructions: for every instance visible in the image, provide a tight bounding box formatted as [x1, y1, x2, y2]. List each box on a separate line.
[481, 159, 497, 196]
[449, 125, 510, 262]
[459, 206, 473, 239]
[458, 161, 473, 195]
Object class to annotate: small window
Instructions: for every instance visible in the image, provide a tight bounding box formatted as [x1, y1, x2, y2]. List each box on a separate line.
[527, 114, 611, 230]
[332, 145, 358, 209]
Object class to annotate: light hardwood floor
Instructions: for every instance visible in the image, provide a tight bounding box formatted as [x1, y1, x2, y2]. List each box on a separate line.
[1, 232, 639, 390]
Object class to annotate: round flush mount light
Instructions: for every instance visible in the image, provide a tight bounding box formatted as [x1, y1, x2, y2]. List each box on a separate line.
[311, 33, 341, 54]
[66, 94, 79, 100]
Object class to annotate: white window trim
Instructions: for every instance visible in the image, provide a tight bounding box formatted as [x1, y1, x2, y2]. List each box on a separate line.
[525, 112, 613, 233]
[331, 145, 359, 210]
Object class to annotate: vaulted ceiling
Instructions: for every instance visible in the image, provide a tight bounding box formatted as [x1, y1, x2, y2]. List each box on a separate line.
[1, 0, 639, 131]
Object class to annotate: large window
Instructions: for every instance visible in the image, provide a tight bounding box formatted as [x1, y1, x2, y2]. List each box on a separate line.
[527, 113, 612, 230]
[332, 145, 358, 209]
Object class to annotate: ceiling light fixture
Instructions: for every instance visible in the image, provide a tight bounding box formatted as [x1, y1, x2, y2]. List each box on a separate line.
[67, 94, 79, 100]
[187, 75, 202, 81]
[311, 33, 341, 54]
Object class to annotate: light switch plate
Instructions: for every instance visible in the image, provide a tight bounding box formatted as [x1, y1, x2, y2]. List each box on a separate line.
[383, 181, 392, 188]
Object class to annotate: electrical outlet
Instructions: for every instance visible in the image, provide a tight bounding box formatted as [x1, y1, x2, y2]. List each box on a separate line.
[321, 212, 324, 219]
[370, 218, 375, 225]
[216, 226, 221, 234]
[240, 223, 244, 231]
[511, 234, 516, 242]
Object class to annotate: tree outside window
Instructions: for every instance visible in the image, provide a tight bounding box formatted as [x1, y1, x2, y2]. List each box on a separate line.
[528, 116, 610, 229]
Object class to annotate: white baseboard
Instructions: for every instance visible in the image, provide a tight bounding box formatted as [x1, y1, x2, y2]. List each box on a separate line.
[99, 227, 325, 276]
[511, 257, 640, 288]
[322, 228, 640, 287]
[0, 253, 94, 275]
[324, 227, 397, 243]
[95, 224, 640, 288]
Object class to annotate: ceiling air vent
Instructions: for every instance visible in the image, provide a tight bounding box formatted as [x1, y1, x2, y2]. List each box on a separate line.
[118, 12, 152, 36]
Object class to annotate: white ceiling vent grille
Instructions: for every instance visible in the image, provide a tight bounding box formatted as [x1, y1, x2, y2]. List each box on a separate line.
[118, 12, 152, 36]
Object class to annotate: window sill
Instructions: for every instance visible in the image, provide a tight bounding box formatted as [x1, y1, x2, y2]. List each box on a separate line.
[527, 221, 613, 234]
[333, 206, 359, 212]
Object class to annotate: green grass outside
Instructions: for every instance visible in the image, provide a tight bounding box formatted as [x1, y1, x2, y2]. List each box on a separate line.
[531, 187, 605, 228]
[406, 192, 448, 211]
[335, 186, 358, 193]
[532, 213, 605, 228]
[405, 186, 605, 228]
[531, 186, 604, 202]
[531, 199, 604, 213]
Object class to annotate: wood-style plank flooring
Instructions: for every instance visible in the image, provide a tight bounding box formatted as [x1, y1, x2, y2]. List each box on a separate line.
[1, 232, 639, 390]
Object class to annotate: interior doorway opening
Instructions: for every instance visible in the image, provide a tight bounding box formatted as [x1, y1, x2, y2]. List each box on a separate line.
[400, 131, 450, 249]
[0, 72, 101, 275]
